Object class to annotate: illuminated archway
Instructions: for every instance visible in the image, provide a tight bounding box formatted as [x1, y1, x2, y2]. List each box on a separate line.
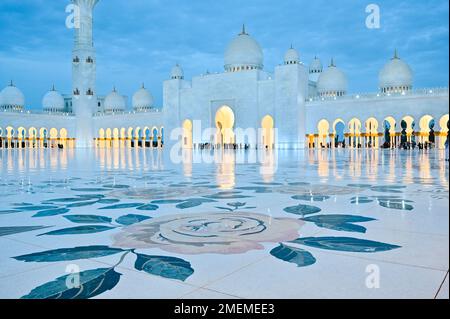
[97, 129, 105, 148]
[49, 128, 58, 139]
[160, 127, 165, 146]
[261, 115, 274, 149]
[127, 127, 134, 139]
[5, 126, 14, 148]
[439, 114, 449, 149]
[365, 117, 379, 148]
[401, 116, 415, 134]
[17, 127, 26, 139]
[152, 127, 159, 147]
[60, 128, 68, 139]
[49, 128, 58, 148]
[58, 128, 68, 148]
[215, 106, 235, 146]
[16, 127, 26, 148]
[39, 128, 48, 148]
[382, 116, 396, 147]
[105, 128, 112, 140]
[348, 118, 362, 148]
[135, 127, 143, 147]
[113, 128, 119, 139]
[182, 119, 193, 149]
[401, 116, 415, 144]
[143, 127, 151, 143]
[120, 128, 126, 139]
[104, 128, 112, 148]
[135, 127, 142, 139]
[6, 126, 14, 138]
[333, 119, 345, 147]
[419, 115, 435, 144]
[28, 127, 37, 148]
[29, 127, 37, 137]
[317, 119, 330, 148]
[111, 128, 120, 148]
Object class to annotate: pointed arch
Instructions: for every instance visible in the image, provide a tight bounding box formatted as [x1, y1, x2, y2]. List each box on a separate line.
[317, 119, 330, 148]
[215, 106, 235, 145]
[261, 115, 274, 149]
[182, 119, 193, 149]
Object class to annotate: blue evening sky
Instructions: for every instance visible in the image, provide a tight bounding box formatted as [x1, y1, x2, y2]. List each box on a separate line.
[0, 0, 448, 109]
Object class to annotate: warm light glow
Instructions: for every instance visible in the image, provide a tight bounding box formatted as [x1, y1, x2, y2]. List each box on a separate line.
[215, 106, 235, 145]
[439, 114, 449, 149]
[182, 119, 193, 149]
[418, 115, 434, 144]
[401, 116, 415, 135]
[317, 119, 330, 147]
[261, 115, 274, 149]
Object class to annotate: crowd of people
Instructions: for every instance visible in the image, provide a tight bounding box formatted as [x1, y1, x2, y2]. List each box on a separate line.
[195, 143, 254, 150]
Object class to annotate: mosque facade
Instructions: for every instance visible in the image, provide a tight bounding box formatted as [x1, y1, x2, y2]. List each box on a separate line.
[0, 0, 448, 150]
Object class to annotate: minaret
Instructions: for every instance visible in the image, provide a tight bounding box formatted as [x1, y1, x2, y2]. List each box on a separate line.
[71, 0, 99, 148]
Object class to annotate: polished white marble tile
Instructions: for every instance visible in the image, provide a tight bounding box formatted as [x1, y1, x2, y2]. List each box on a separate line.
[205, 253, 446, 299]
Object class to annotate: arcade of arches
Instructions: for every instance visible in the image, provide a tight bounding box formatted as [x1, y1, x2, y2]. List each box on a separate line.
[0, 125, 165, 149]
[3, 114, 448, 150]
[308, 114, 450, 149]
[95, 126, 165, 148]
[0, 127, 74, 149]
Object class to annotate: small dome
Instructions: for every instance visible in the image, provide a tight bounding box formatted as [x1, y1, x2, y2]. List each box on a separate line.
[309, 56, 323, 73]
[224, 25, 264, 72]
[379, 50, 413, 93]
[317, 59, 347, 97]
[132, 84, 154, 111]
[0, 81, 25, 110]
[309, 56, 323, 82]
[171, 64, 184, 80]
[104, 87, 126, 113]
[43, 86, 65, 112]
[284, 46, 300, 65]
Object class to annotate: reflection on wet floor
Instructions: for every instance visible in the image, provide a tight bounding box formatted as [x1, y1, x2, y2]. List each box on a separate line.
[0, 148, 448, 299]
[1, 148, 448, 188]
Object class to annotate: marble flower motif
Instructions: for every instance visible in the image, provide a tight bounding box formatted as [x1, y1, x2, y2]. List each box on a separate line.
[113, 212, 304, 254]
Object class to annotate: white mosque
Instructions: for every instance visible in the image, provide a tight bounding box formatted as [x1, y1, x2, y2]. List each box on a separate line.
[0, 0, 448, 150]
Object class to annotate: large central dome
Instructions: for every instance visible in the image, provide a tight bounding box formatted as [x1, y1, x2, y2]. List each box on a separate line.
[224, 25, 264, 72]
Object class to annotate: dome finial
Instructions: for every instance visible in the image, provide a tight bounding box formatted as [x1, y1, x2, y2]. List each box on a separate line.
[113, 85, 116, 92]
[393, 49, 399, 59]
[141, 82, 145, 89]
[9, 80, 14, 87]
[240, 24, 247, 35]
[290, 44, 293, 49]
[52, 84, 55, 91]
[330, 58, 335, 67]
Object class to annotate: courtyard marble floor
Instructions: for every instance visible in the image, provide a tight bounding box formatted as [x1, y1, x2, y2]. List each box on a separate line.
[0, 148, 448, 299]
